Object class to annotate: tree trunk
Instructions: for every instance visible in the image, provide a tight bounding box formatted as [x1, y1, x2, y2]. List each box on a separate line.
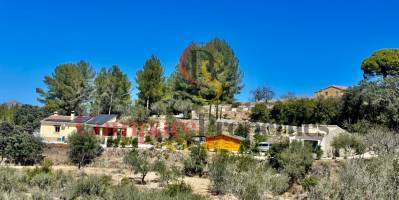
[108, 93, 113, 115]
[209, 103, 212, 120]
[141, 173, 146, 184]
[216, 101, 219, 120]
[220, 105, 223, 119]
[146, 97, 149, 111]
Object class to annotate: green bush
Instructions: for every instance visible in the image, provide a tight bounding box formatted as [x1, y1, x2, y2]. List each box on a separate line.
[301, 175, 319, 191]
[144, 135, 153, 144]
[269, 173, 290, 195]
[30, 172, 54, 189]
[106, 137, 113, 147]
[67, 175, 111, 199]
[153, 158, 182, 186]
[68, 130, 103, 169]
[113, 136, 121, 147]
[120, 137, 129, 148]
[124, 149, 154, 184]
[4, 132, 43, 165]
[163, 181, 193, 197]
[276, 141, 314, 182]
[184, 145, 207, 177]
[208, 150, 231, 194]
[0, 168, 20, 193]
[131, 137, 139, 148]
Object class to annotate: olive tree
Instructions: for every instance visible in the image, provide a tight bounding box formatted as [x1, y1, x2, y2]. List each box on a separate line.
[68, 131, 103, 169]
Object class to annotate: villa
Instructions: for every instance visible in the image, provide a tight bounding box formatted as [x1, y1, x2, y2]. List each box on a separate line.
[40, 112, 130, 142]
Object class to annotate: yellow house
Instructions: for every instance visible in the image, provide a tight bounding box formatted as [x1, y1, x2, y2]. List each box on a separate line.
[205, 134, 244, 152]
[40, 113, 129, 143]
[315, 85, 347, 98]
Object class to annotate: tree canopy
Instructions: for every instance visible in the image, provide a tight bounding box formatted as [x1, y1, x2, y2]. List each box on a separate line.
[136, 55, 165, 111]
[361, 49, 399, 79]
[92, 65, 132, 115]
[36, 60, 95, 115]
[172, 38, 243, 105]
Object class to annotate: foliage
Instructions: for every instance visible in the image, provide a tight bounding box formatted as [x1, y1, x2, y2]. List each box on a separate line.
[151, 101, 168, 116]
[92, 65, 132, 115]
[106, 137, 113, 147]
[136, 55, 165, 111]
[250, 85, 275, 102]
[301, 175, 319, 191]
[276, 141, 314, 181]
[331, 133, 365, 158]
[68, 130, 103, 169]
[124, 149, 154, 184]
[171, 38, 243, 105]
[130, 103, 149, 124]
[270, 98, 316, 126]
[239, 139, 251, 153]
[0, 104, 14, 123]
[120, 137, 129, 148]
[341, 77, 399, 129]
[173, 99, 193, 119]
[131, 137, 139, 148]
[361, 48, 399, 79]
[309, 154, 399, 200]
[67, 175, 111, 199]
[163, 181, 193, 197]
[4, 131, 43, 165]
[36, 60, 95, 115]
[250, 103, 270, 122]
[153, 158, 182, 186]
[0, 167, 207, 200]
[234, 122, 250, 138]
[208, 150, 231, 194]
[184, 145, 207, 177]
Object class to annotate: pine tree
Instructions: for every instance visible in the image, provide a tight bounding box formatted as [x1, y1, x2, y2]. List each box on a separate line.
[136, 55, 165, 111]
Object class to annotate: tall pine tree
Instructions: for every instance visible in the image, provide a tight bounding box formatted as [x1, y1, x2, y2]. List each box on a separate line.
[92, 65, 132, 115]
[136, 55, 165, 111]
[36, 60, 95, 115]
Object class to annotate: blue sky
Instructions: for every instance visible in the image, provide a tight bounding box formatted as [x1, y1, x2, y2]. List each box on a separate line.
[0, 0, 398, 105]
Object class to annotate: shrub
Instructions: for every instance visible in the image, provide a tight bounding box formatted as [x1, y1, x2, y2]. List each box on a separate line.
[68, 130, 103, 169]
[40, 159, 53, 173]
[234, 122, 250, 138]
[144, 135, 153, 144]
[67, 175, 111, 199]
[163, 181, 193, 197]
[113, 136, 121, 147]
[269, 173, 290, 195]
[239, 139, 251, 153]
[208, 150, 231, 194]
[301, 175, 319, 191]
[106, 137, 113, 147]
[276, 141, 314, 182]
[331, 133, 365, 158]
[131, 137, 139, 148]
[0, 168, 20, 193]
[124, 149, 154, 184]
[250, 103, 270, 122]
[4, 132, 43, 165]
[120, 137, 129, 148]
[30, 172, 54, 189]
[184, 145, 207, 177]
[153, 158, 182, 186]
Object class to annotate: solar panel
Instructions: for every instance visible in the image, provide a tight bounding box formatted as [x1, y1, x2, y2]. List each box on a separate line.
[86, 114, 116, 125]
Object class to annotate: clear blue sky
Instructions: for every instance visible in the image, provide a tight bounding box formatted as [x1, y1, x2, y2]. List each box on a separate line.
[1, 0, 398, 105]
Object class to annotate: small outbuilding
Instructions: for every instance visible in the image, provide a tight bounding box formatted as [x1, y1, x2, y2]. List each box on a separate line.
[205, 134, 244, 152]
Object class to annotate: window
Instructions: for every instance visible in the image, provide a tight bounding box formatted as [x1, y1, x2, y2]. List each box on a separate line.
[325, 91, 328, 95]
[54, 126, 60, 133]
